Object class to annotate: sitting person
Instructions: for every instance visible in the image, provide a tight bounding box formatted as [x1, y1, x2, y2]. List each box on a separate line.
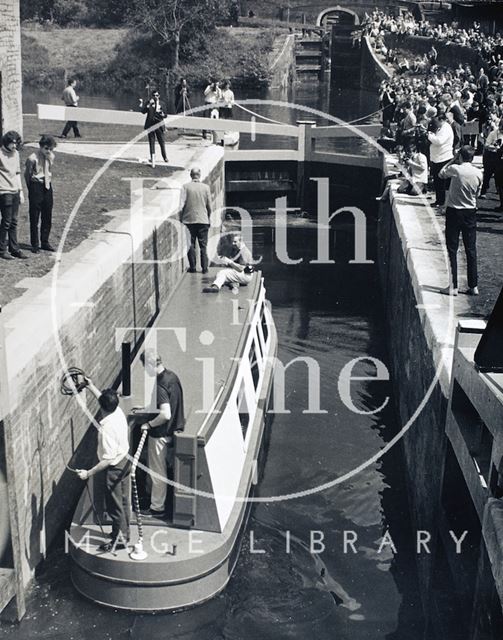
[203, 232, 254, 293]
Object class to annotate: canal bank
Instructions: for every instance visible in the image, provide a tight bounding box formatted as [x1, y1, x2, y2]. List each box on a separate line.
[0, 142, 225, 617]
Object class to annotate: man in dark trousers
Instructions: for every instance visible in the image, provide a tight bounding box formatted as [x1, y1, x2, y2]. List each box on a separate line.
[139, 351, 185, 518]
[24, 135, 57, 253]
[76, 379, 131, 552]
[181, 167, 212, 273]
[139, 89, 168, 168]
[61, 78, 81, 139]
[439, 146, 483, 297]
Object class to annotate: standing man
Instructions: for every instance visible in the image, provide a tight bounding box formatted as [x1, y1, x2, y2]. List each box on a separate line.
[439, 146, 482, 297]
[76, 380, 131, 552]
[24, 135, 57, 253]
[203, 77, 221, 139]
[139, 352, 185, 518]
[0, 131, 27, 261]
[428, 116, 454, 207]
[181, 167, 212, 273]
[140, 89, 169, 168]
[61, 78, 81, 139]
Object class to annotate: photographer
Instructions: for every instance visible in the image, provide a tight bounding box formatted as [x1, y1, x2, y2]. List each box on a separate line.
[139, 89, 168, 168]
[202, 232, 254, 294]
[174, 77, 190, 115]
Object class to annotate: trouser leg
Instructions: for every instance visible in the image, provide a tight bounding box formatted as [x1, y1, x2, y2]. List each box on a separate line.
[213, 268, 252, 288]
[105, 461, 131, 542]
[445, 207, 460, 289]
[482, 153, 496, 193]
[197, 224, 210, 271]
[186, 224, 198, 270]
[72, 121, 80, 137]
[0, 193, 20, 254]
[155, 129, 168, 161]
[147, 132, 156, 158]
[148, 436, 169, 511]
[40, 186, 53, 246]
[431, 160, 449, 205]
[461, 209, 478, 288]
[61, 121, 72, 136]
[28, 184, 43, 248]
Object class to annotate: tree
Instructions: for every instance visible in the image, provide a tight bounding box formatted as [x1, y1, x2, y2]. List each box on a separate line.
[128, 0, 224, 70]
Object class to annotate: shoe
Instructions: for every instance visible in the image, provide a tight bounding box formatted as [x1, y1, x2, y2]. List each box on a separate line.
[41, 244, 55, 252]
[97, 540, 128, 552]
[440, 286, 458, 296]
[467, 287, 479, 296]
[139, 508, 165, 519]
[202, 285, 219, 293]
[162, 158, 169, 163]
[31, 246, 40, 254]
[0, 252, 14, 260]
[11, 251, 28, 259]
[202, 269, 208, 274]
[60, 135, 67, 139]
[75, 134, 82, 138]
[187, 267, 196, 273]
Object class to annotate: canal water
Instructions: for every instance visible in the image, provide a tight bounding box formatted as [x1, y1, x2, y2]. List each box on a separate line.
[0, 81, 457, 639]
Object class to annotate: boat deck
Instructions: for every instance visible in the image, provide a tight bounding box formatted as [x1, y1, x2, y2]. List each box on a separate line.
[122, 268, 261, 436]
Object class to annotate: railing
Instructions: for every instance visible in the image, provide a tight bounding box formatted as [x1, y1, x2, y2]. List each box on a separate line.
[37, 104, 386, 169]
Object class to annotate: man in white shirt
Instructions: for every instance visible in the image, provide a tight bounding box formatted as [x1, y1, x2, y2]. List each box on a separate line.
[428, 116, 454, 206]
[76, 380, 130, 551]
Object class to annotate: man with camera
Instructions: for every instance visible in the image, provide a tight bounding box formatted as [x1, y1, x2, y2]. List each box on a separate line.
[139, 89, 169, 168]
[203, 232, 255, 293]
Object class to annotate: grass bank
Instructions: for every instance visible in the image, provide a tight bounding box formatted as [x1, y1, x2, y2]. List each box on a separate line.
[22, 24, 286, 92]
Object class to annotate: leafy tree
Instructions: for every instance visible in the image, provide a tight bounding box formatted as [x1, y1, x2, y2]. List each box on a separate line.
[89, 0, 132, 26]
[128, 0, 227, 69]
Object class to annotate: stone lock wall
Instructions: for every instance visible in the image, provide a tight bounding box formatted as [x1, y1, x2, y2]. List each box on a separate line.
[1, 150, 225, 590]
[0, 0, 23, 136]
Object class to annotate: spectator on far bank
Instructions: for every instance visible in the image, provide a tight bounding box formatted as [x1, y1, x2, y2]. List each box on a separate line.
[428, 116, 454, 207]
[61, 78, 81, 139]
[24, 135, 57, 254]
[439, 145, 482, 296]
[219, 80, 235, 119]
[174, 77, 190, 115]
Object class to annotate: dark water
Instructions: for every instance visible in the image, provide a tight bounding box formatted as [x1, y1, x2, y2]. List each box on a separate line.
[0, 224, 426, 640]
[2, 82, 432, 639]
[23, 79, 380, 155]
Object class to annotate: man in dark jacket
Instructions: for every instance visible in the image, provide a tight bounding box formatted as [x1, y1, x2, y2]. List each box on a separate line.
[139, 89, 168, 168]
[180, 167, 212, 273]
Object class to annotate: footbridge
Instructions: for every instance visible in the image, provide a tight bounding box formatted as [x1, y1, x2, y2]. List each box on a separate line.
[37, 103, 387, 213]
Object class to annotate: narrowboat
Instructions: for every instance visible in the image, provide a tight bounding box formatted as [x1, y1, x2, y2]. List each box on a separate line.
[69, 268, 277, 611]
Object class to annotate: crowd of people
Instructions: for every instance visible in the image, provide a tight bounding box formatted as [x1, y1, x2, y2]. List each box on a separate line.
[368, 10, 503, 297]
[363, 9, 503, 62]
[367, 11, 503, 213]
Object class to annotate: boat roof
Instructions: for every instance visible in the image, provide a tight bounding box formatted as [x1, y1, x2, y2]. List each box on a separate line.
[121, 268, 262, 438]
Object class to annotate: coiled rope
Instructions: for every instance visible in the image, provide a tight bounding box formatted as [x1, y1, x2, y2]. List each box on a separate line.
[60, 367, 88, 395]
